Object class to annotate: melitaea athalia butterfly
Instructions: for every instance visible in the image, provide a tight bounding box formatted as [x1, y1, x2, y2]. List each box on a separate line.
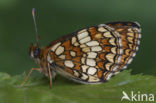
[21, 8, 141, 88]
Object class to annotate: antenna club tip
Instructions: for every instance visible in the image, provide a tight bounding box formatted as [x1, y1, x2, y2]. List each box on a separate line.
[32, 8, 36, 16]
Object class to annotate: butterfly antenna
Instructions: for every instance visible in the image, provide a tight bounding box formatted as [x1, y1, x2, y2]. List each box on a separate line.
[32, 8, 39, 46]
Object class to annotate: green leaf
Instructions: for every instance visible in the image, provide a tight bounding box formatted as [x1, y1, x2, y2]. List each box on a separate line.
[0, 70, 156, 103]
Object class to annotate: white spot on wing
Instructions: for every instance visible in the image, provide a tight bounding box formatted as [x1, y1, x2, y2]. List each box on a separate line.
[59, 55, 66, 59]
[64, 60, 74, 68]
[77, 31, 88, 40]
[103, 32, 112, 38]
[112, 65, 118, 71]
[74, 42, 79, 46]
[105, 63, 113, 71]
[138, 33, 141, 38]
[79, 36, 91, 44]
[72, 37, 76, 44]
[47, 54, 53, 63]
[81, 73, 88, 80]
[86, 41, 99, 46]
[73, 70, 79, 77]
[127, 37, 133, 43]
[82, 47, 90, 52]
[51, 42, 61, 51]
[91, 46, 102, 52]
[81, 57, 86, 64]
[137, 40, 140, 45]
[111, 47, 116, 54]
[136, 46, 139, 51]
[109, 38, 116, 45]
[132, 53, 136, 57]
[88, 75, 100, 82]
[123, 66, 127, 69]
[128, 28, 133, 32]
[81, 65, 89, 72]
[80, 44, 87, 48]
[106, 53, 115, 63]
[127, 32, 134, 37]
[70, 51, 76, 57]
[87, 52, 97, 58]
[127, 58, 133, 64]
[55, 46, 64, 55]
[86, 59, 96, 66]
[98, 27, 107, 32]
[87, 67, 97, 75]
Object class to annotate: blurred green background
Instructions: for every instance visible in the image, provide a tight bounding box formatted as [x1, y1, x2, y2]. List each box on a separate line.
[0, 0, 156, 76]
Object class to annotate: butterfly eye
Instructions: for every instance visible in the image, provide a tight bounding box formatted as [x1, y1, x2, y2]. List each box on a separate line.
[34, 48, 40, 58]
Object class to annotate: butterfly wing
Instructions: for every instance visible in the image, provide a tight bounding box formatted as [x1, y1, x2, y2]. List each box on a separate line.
[47, 24, 123, 84]
[106, 22, 141, 73]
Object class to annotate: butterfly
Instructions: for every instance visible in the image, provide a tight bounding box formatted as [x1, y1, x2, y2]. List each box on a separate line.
[20, 8, 141, 88]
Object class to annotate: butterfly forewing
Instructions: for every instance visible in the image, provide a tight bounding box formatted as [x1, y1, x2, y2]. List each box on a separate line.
[47, 24, 123, 84]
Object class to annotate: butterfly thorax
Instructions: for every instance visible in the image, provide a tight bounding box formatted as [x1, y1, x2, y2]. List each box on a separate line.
[29, 44, 48, 75]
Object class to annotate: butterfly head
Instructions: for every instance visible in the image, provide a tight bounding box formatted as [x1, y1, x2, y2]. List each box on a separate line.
[29, 44, 41, 59]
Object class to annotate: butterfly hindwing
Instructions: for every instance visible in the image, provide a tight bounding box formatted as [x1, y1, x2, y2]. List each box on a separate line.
[106, 22, 141, 73]
[47, 24, 123, 84]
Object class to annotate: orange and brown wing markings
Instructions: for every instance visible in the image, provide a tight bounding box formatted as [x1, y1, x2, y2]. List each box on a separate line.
[99, 53, 106, 60]
[89, 27, 99, 35]
[73, 47, 83, 56]
[74, 62, 81, 71]
[122, 40, 129, 49]
[63, 51, 71, 59]
[72, 57, 81, 63]
[106, 22, 141, 71]
[119, 28, 138, 69]
[101, 38, 110, 45]
[61, 40, 73, 50]
[47, 32, 75, 48]
[46, 24, 126, 83]
[65, 67, 74, 74]
[49, 51, 57, 61]
[97, 62, 105, 69]
[89, 27, 101, 40]
[106, 22, 140, 29]
[104, 46, 111, 52]
[97, 70, 103, 79]
[89, 26, 122, 72]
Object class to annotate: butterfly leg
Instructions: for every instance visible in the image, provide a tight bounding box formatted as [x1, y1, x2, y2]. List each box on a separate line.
[48, 64, 52, 88]
[20, 68, 41, 87]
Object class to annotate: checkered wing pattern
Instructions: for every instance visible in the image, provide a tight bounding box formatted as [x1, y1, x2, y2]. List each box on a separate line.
[47, 24, 124, 84]
[47, 22, 141, 84]
[106, 22, 141, 73]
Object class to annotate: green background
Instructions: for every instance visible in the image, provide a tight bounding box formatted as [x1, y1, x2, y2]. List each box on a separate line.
[0, 0, 156, 103]
[0, 0, 155, 75]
